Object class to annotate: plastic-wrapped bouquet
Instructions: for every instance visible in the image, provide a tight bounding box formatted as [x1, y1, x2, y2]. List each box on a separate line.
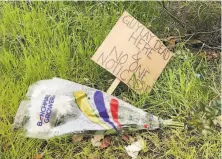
[13, 78, 183, 139]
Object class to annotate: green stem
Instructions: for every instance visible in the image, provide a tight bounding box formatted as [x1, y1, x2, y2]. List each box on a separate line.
[161, 119, 184, 128]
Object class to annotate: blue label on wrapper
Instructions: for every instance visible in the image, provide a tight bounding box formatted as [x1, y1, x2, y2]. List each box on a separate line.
[37, 95, 55, 126]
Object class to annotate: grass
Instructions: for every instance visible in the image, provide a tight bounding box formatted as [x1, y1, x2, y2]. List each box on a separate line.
[0, 2, 221, 159]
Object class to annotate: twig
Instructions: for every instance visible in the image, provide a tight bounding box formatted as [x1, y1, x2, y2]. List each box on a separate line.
[178, 29, 221, 38]
[184, 33, 195, 45]
[194, 29, 221, 35]
[157, 1, 186, 29]
[198, 43, 205, 54]
[161, 29, 221, 40]
[202, 43, 221, 50]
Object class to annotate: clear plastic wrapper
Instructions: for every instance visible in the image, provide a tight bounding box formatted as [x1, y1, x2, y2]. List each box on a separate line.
[13, 78, 183, 139]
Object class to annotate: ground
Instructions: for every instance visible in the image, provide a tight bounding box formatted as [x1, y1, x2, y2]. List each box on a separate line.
[0, 2, 221, 159]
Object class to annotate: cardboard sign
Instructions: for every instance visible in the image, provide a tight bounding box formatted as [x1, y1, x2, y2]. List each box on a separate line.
[91, 11, 172, 94]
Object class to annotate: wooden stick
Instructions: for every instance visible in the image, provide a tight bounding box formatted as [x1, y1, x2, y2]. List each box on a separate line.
[106, 78, 120, 95]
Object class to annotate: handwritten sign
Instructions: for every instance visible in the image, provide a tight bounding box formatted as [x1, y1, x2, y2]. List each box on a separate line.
[91, 11, 172, 94]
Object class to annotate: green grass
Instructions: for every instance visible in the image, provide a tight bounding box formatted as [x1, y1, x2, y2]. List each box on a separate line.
[0, 2, 221, 159]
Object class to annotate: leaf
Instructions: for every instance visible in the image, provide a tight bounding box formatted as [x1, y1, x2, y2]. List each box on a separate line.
[33, 153, 44, 159]
[129, 136, 136, 143]
[124, 137, 145, 159]
[99, 136, 111, 149]
[72, 135, 83, 143]
[168, 36, 177, 46]
[187, 39, 202, 45]
[2, 142, 9, 152]
[167, 36, 179, 50]
[122, 135, 129, 142]
[206, 51, 220, 60]
[91, 135, 104, 147]
[199, 50, 220, 60]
